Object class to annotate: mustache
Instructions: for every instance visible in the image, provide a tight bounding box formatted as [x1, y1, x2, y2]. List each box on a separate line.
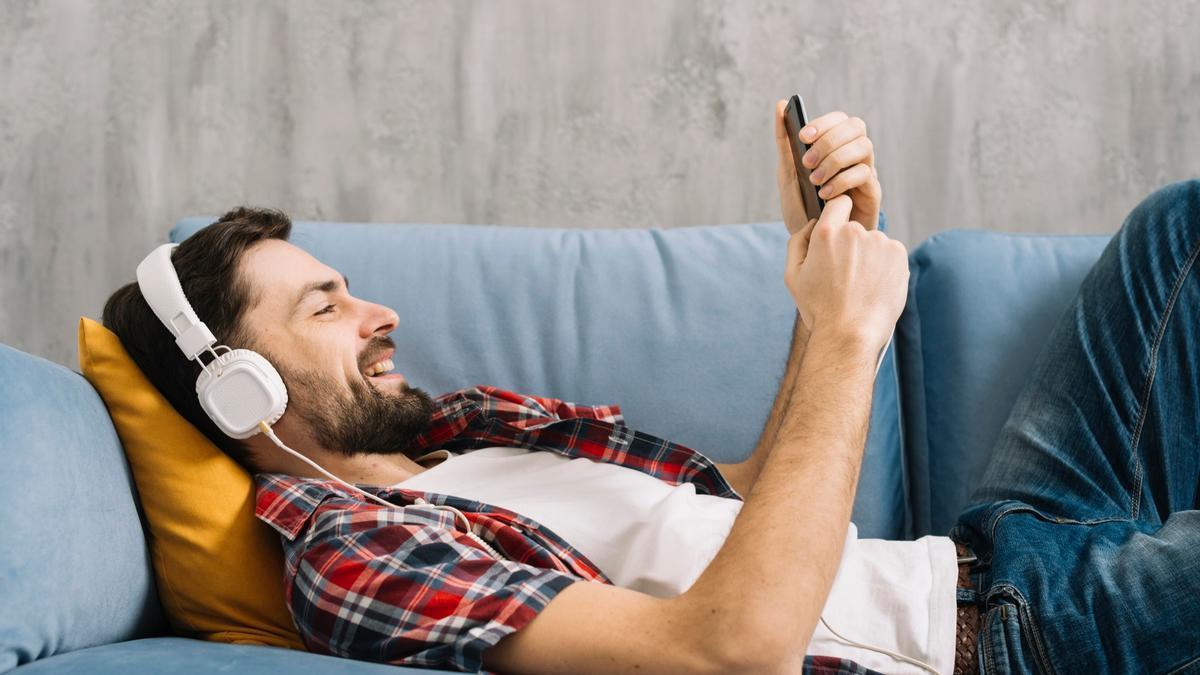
[357, 335, 396, 371]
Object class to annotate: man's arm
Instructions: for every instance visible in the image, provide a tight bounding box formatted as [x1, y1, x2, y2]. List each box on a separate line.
[679, 326, 880, 670]
[484, 326, 883, 675]
[485, 105, 898, 672]
[483, 580, 727, 674]
[714, 313, 809, 495]
[681, 194, 908, 668]
[716, 100, 881, 497]
[484, 314, 819, 674]
[486, 196, 909, 673]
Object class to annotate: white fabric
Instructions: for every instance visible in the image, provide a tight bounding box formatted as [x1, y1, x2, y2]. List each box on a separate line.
[395, 446, 956, 674]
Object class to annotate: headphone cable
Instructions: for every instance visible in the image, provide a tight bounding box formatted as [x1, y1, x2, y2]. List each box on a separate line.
[818, 615, 942, 674]
[256, 421, 506, 560]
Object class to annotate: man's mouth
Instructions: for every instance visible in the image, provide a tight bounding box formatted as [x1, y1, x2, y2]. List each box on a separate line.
[361, 350, 406, 384]
[363, 357, 394, 376]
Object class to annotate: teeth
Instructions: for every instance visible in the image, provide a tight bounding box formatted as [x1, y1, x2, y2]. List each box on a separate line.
[364, 358, 394, 377]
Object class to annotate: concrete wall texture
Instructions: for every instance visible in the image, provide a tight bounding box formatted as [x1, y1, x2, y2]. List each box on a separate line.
[2, 0, 1199, 366]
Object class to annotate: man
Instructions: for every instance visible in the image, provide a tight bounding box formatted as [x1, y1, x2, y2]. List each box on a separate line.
[101, 99, 1200, 674]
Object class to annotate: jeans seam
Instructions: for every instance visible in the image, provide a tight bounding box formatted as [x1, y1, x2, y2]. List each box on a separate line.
[984, 584, 1057, 675]
[1014, 592, 1057, 675]
[983, 503, 1126, 544]
[1128, 234, 1200, 519]
[986, 504, 1036, 543]
[981, 608, 995, 674]
[1167, 653, 1200, 675]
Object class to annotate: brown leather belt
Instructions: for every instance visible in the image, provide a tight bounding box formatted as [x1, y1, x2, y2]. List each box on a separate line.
[954, 541, 982, 675]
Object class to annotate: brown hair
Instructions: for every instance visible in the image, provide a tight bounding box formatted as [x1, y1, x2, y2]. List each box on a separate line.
[102, 207, 292, 471]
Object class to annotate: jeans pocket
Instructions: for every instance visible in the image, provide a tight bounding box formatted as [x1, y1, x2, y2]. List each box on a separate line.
[979, 591, 1056, 675]
[980, 604, 1024, 675]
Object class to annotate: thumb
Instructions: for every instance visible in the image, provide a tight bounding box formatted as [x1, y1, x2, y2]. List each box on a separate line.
[817, 194, 853, 230]
[774, 99, 795, 179]
[786, 218, 819, 269]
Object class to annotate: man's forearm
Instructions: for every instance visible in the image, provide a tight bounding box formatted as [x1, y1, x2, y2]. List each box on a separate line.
[742, 312, 811, 486]
[678, 329, 876, 668]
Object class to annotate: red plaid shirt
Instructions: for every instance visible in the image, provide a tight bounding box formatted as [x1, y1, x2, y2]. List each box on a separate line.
[255, 385, 877, 674]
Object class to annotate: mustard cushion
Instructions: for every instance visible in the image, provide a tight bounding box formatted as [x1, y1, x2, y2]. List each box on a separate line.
[77, 317, 304, 649]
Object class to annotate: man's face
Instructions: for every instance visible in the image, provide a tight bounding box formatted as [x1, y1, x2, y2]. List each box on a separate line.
[238, 240, 434, 458]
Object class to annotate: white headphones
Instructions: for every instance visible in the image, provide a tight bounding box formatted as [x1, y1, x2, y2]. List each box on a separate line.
[135, 243, 288, 439]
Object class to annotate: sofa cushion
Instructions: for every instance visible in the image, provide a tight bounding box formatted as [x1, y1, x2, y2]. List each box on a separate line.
[11, 638, 427, 674]
[0, 345, 163, 673]
[174, 217, 907, 538]
[76, 319, 304, 649]
[897, 231, 1111, 536]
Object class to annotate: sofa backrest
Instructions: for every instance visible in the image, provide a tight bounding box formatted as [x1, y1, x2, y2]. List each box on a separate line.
[173, 217, 907, 539]
[897, 231, 1111, 536]
[0, 346, 165, 672]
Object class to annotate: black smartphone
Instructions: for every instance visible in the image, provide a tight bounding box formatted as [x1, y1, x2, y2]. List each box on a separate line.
[783, 95, 824, 222]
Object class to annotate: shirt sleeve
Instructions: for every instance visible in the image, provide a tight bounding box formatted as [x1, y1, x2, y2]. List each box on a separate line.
[472, 385, 626, 426]
[285, 505, 581, 673]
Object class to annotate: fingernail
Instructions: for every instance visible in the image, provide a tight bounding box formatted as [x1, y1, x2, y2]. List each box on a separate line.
[802, 149, 817, 166]
[819, 186, 831, 198]
[810, 168, 824, 183]
[800, 126, 815, 141]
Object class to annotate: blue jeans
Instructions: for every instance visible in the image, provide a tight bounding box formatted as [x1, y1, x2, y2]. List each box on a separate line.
[953, 179, 1200, 674]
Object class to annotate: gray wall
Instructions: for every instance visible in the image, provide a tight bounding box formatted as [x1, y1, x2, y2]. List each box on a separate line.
[3, 0, 1199, 367]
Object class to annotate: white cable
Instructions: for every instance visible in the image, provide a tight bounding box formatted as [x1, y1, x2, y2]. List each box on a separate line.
[256, 421, 506, 560]
[412, 499, 506, 560]
[257, 421, 396, 509]
[818, 616, 942, 675]
[875, 328, 894, 377]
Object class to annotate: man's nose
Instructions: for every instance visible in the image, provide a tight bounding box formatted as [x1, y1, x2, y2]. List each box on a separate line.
[361, 302, 399, 338]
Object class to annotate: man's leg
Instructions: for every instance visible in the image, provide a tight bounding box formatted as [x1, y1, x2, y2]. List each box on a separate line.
[965, 179, 1200, 523]
[953, 179, 1200, 673]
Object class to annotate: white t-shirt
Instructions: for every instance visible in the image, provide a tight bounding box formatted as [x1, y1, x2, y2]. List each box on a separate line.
[395, 446, 956, 674]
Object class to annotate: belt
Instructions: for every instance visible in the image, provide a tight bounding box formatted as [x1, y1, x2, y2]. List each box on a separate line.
[954, 541, 982, 675]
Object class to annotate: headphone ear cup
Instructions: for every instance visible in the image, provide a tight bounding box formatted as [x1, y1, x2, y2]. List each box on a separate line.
[196, 349, 289, 439]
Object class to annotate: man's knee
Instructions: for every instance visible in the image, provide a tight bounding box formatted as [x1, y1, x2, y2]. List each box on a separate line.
[1125, 179, 1200, 238]
[1104, 180, 1200, 271]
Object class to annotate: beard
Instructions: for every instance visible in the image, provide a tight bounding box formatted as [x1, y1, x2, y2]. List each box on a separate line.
[278, 359, 436, 460]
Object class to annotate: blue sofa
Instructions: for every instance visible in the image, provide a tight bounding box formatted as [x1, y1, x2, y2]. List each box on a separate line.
[0, 215, 1110, 673]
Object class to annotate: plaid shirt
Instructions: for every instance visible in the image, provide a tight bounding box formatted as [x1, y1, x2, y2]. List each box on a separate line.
[255, 385, 877, 674]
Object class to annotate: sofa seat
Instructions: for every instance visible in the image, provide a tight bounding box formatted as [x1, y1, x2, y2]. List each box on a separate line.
[11, 638, 420, 674]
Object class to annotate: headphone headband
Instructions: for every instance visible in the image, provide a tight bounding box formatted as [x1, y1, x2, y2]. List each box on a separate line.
[135, 243, 217, 361]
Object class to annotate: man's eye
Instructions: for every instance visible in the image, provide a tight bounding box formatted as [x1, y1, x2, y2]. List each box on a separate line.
[315, 304, 336, 316]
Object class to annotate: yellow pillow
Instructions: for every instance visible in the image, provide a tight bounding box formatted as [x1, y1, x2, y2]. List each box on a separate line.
[77, 317, 304, 649]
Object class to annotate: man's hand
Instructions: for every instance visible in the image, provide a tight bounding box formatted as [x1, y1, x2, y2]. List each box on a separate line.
[775, 101, 881, 233]
[784, 194, 908, 354]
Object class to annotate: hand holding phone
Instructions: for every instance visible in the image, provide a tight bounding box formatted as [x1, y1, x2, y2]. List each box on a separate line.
[783, 95, 825, 223]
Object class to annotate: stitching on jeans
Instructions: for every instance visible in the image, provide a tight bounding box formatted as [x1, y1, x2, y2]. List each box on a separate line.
[980, 583, 1058, 675]
[1128, 233, 1200, 519]
[982, 503, 1099, 543]
[986, 504, 1031, 542]
[1014, 589, 1057, 675]
[1166, 653, 1200, 674]
[981, 608, 994, 674]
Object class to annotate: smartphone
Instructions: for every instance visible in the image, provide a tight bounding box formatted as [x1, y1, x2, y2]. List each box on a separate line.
[783, 95, 825, 222]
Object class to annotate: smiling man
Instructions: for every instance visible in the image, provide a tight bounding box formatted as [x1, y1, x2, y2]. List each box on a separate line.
[101, 99, 1200, 675]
